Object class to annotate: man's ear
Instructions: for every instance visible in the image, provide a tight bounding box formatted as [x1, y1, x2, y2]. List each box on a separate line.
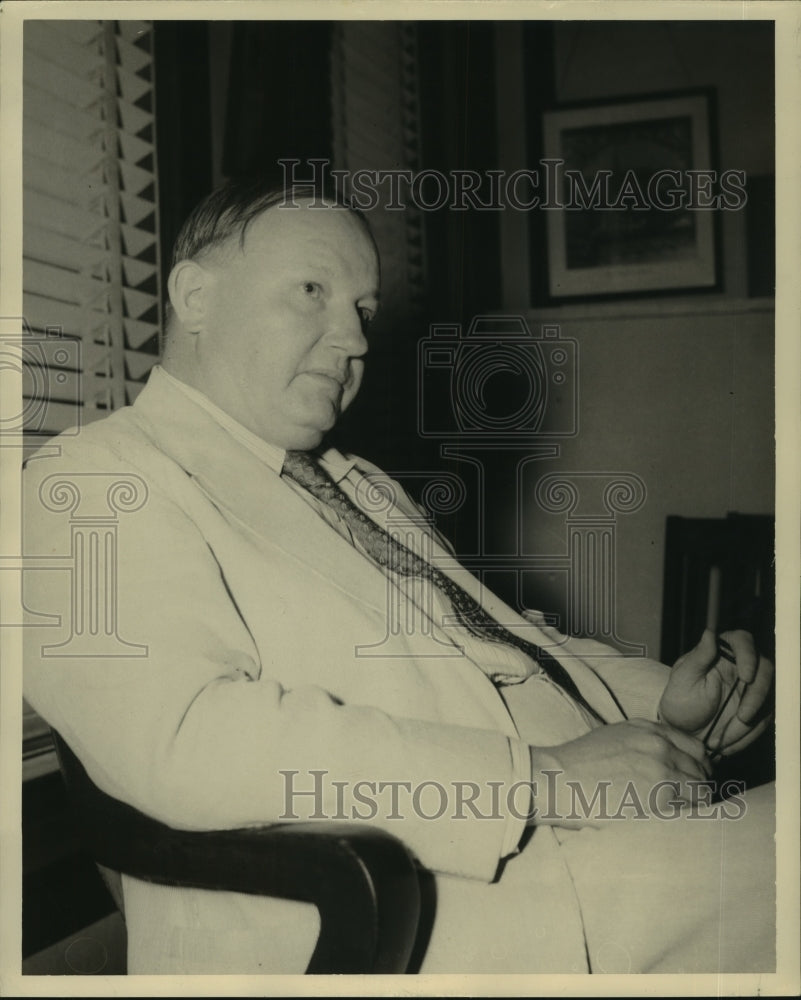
[167, 260, 212, 333]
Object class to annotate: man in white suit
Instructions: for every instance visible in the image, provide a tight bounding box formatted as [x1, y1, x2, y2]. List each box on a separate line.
[22, 181, 775, 974]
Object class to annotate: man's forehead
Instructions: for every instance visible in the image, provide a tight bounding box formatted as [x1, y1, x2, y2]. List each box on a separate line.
[231, 202, 379, 287]
[248, 201, 375, 251]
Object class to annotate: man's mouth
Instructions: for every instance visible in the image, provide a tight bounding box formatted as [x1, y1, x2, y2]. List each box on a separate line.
[303, 370, 348, 394]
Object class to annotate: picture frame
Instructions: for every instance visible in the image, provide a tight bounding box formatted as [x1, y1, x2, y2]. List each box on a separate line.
[542, 90, 720, 299]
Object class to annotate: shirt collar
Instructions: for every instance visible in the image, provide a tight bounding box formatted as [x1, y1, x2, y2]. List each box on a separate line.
[152, 365, 358, 482]
[155, 366, 286, 475]
[318, 448, 359, 484]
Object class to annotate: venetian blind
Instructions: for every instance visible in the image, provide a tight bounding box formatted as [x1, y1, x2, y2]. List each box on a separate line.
[21, 19, 162, 779]
[22, 19, 162, 442]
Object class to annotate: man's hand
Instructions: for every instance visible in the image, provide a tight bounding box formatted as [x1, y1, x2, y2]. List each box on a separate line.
[527, 720, 712, 829]
[658, 629, 774, 756]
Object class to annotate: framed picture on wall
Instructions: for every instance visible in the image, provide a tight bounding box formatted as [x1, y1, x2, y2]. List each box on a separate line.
[542, 90, 721, 298]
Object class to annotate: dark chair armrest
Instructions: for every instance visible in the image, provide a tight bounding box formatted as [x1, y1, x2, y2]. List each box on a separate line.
[52, 731, 421, 974]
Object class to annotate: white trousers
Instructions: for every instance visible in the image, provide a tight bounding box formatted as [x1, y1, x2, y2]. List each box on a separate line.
[126, 783, 775, 974]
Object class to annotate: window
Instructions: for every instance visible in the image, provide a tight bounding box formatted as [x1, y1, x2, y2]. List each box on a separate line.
[22, 19, 162, 444]
[22, 18, 162, 778]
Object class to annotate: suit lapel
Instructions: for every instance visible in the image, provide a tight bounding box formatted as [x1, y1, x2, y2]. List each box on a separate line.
[132, 370, 623, 724]
[131, 370, 390, 616]
[339, 462, 626, 722]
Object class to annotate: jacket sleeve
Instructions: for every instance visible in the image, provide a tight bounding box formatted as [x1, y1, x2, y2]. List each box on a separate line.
[22, 437, 527, 884]
[534, 625, 671, 722]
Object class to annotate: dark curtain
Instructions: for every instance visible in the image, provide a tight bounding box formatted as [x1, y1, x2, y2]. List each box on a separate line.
[417, 21, 503, 321]
[154, 22, 213, 285]
[222, 22, 333, 180]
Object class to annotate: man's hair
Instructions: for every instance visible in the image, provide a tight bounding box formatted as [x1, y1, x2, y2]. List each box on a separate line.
[169, 177, 373, 268]
[163, 177, 377, 338]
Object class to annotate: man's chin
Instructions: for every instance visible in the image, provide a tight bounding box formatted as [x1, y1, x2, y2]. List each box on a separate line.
[293, 431, 327, 452]
[269, 395, 350, 451]
[282, 414, 337, 452]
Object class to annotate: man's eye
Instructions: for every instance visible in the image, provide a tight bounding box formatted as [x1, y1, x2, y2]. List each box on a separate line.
[358, 307, 374, 327]
[302, 282, 322, 297]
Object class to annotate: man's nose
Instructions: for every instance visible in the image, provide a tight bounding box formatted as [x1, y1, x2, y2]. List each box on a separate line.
[327, 306, 369, 357]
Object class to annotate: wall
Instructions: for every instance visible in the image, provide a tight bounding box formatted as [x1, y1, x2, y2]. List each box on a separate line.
[552, 21, 774, 175]
[552, 20, 774, 300]
[523, 300, 774, 660]
[201, 20, 775, 661]
[497, 21, 775, 659]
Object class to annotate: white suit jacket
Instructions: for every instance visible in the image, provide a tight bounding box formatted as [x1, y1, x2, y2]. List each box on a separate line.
[22, 367, 672, 973]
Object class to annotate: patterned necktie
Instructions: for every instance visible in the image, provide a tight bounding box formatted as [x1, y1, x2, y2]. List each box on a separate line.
[283, 450, 602, 720]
